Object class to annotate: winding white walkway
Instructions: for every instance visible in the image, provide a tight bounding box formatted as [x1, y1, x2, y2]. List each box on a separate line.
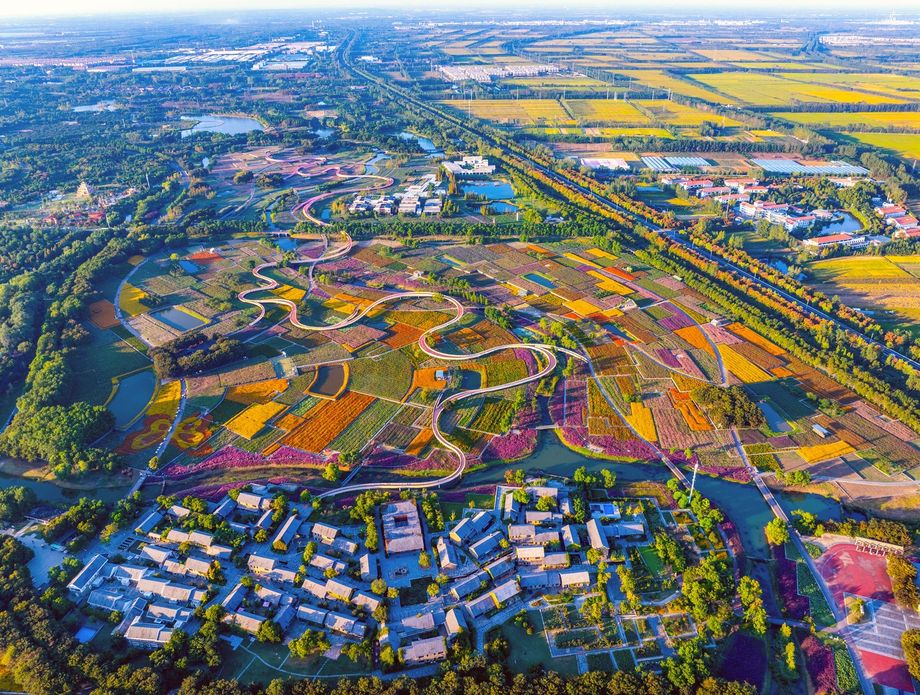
[235, 233, 585, 498]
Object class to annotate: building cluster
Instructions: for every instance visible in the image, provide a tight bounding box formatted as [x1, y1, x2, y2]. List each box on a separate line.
[437, 63, 559, 83]
[441, 156, 495, 179]
[738, 199, 832, 232]
[66, 479, 663, 669]
[875, 202, 920, 238]
[663, 175, 771, 205]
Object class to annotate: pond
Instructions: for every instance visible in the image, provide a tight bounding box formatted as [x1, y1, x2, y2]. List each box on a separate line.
[489, 201, 518, 213]
[816, 211, 863, 235]
[181, 114, 265, 138]
[73, 100, 120, 113]
[461, 181, 514, 200]
[107, 370, 156, 429]
[524, 272, 556, 290]
[274, 237, 298, 251]
[757, 401, 791, 433]
[309, 364, 346, 397]
[397, 131, 442, 156]
[152, 306, 207, 332]
[314, 128, 335, 139]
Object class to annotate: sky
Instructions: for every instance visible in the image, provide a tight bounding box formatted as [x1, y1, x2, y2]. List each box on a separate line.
[1, 0, 919, 18]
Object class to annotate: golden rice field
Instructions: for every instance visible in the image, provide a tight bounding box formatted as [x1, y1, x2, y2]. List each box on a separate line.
[564, 99, 650, 124]
[809, 255, 920, 334]
[843, 133, 920, 161]
[772, 111, 920, 130]
[635, 99, 743, 127]
[778, 72, 920, 101]
[689, 72, 906, 106]
[441, 98, 573, 124]
[618, 70, 733, 104]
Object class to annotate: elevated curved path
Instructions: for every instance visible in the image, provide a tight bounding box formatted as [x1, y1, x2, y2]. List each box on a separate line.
[236, 233, 585, 498]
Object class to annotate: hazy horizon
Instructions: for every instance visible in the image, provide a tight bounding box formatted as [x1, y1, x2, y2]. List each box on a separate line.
[2, 0, 920, 20]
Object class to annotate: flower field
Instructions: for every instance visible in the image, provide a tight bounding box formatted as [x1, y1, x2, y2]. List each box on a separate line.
[224, 401, 287, 439]
[226, 378, 290, 404]
[118, 282, 148, 316]
[281, 391, 374, 453]
[797, 440, 856, 464]
[718, 345, 772, 383]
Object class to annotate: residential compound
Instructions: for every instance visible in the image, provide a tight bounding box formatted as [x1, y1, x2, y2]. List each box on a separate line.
[64, 479, 686, 670]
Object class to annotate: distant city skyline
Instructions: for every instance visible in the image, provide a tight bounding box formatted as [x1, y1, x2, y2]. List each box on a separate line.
[2, 0, 920, 19]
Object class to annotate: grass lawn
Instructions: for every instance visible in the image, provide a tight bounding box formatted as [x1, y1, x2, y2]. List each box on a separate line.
[586, 651, 614, 672]
[638, 545, 664, 575]
[613, 648, 636, 671]
[400, 577, 432, 607]
[795, 562, 835, 628]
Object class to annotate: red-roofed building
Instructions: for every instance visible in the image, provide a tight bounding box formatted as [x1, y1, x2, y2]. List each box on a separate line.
[892, 215, 919, 230]
[876, 204, 907, 219]
[803, 233, 868, 249]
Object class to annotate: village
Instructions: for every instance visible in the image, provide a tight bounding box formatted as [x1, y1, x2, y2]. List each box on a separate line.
[64, 476, 709, 674]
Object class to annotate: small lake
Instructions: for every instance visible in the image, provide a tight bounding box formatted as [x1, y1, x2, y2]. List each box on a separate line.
[397, 131, 442, 156]
[758, 401, 791, 433]
[524, 272, 556, 289]
[314, 128, 335, 139]
[462, 181, 514, 200]
[309, 364, 346, 397]
[73, 100, 120, 113]
[816, 212, 862, 235]
[108, 370, 156, 429]
[181, 114, 265, 138]
[152, 307, 206, 332]
[489, 201, 518, 213]
[275, 237, 298, 251]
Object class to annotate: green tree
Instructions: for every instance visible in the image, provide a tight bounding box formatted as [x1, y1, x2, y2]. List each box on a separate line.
[765, 518, 790, 546]
[738, 576, 768, 635]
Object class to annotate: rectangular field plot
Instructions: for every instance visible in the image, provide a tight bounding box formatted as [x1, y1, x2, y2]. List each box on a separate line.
[563, 99, 650, 124]
[440, 98, 573, 125]
[635, 100, 742, 127]
[689, 72, 906, 106]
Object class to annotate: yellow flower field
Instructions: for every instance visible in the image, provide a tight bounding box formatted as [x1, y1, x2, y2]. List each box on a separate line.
[619, 71, 734, 104]
[772, 111, 920, 130]
[226, 378, 290, 405]
[718, 345, 772, 383]
[635, 99, 743, 127]
[843, 133, 920, 161]
[690, 72, 905, 106]
[625, 402, 657, 442]
[119, 283, 148, 317]
[148, 380, 181, 417]
[797, 440, 856, 464]
[225, 401, 287, 439]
